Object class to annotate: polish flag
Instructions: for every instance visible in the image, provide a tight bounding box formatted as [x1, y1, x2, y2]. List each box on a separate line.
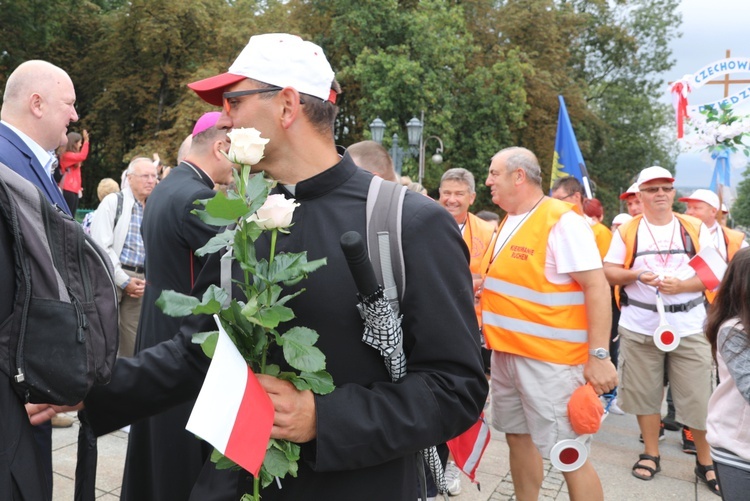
[689, 246, 727, 291]
[447, 412, 491, 483]
[186, 316, 274, 477]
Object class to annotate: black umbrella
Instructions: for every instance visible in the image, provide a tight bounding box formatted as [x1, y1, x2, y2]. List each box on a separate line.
[340, 231, 447, 496]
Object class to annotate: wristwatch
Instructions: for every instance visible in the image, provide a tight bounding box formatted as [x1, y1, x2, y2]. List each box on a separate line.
[589, 347, 610, 360]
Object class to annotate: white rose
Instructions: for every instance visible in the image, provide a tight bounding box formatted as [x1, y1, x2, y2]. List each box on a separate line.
[227, 128, 270, 165]
[247, 194, 300, 230]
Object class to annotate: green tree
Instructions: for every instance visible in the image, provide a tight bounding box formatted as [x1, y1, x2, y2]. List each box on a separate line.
[732, 164, 750, 228]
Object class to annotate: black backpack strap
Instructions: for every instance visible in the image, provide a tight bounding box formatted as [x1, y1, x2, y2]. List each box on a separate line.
[366, 176, 407, 314]
[113, 192, 124, 228]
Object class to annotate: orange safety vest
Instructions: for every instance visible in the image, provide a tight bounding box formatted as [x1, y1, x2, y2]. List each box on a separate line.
[613, 213, 702, 307]
[480, 198, 589, 365]
[705, 225, 746, 303]
[591, 222, 612, 260]
[464, 213, 496, 328]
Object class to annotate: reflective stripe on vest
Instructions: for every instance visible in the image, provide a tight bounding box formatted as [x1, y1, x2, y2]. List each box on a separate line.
[482, 311, 588, 344]
[483, 277, 584, 307]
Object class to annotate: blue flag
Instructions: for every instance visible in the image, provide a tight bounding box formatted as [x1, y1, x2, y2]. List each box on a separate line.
[551, 95, 592, 198]
[709, 149, 730, 192]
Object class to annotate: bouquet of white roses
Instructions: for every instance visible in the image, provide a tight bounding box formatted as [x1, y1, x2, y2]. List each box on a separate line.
[682, 103, 750, 157]
[157, 128, 333, 501]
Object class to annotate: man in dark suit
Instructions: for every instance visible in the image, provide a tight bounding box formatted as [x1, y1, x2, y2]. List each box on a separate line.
[122, 112, 237, 501]
[0, 60, 78, 214]
[0, 59, 80, 499]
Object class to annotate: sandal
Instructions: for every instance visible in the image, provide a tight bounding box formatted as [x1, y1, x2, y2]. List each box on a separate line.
[632, 453, 661, 481]
[695, 461, 721, 496]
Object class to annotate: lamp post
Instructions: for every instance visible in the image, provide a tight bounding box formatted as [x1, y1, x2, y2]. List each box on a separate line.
[369, 112, 444, 183]
[406, 111, 444, 186]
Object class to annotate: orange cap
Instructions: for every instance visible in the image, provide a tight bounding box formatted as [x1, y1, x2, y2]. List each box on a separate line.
[568, 383, 604, 434]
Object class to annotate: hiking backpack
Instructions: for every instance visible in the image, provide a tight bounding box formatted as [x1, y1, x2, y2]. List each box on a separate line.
[0, 162, 119, 405]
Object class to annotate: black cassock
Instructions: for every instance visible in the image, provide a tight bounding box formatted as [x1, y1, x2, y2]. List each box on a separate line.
[84, 155, 488, 500]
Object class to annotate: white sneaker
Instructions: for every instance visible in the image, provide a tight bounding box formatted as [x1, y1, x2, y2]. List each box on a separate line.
[604, 396, 625, 415]
[444, 461, 462, 496]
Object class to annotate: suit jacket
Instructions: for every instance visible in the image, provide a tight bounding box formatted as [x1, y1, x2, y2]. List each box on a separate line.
[121, 162, 235, 501]
[0, 122, 70, 214]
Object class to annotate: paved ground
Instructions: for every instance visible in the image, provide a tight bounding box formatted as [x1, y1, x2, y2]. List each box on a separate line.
[50, 409, 720, 500]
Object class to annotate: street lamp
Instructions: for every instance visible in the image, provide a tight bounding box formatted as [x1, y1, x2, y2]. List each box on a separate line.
[406, 111, 444, 186]
[368, 111, 444, 184]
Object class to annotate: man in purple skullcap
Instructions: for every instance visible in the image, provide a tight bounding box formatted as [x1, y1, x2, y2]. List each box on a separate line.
[116, 111, 238, 501]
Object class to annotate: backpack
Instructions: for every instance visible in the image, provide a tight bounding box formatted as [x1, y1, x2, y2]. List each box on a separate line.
[0, 162, 119, 405]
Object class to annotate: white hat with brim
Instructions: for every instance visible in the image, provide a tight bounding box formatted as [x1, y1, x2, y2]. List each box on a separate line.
[619, 183, 639, 200]
[188, 33, 336, 107]
[636, 166, 675, 187]
[612, 213, 633, 226]
[678, 189, 720, 210]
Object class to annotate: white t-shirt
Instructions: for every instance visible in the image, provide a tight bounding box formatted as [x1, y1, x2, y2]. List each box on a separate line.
[604, 215, 711, 336]
[493, 208, 602, 285]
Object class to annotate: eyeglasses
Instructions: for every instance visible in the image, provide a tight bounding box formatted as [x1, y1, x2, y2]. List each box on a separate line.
[222, 87, 282, 113]
[555, 192, 575, 200]
[640, 186, 674, 194]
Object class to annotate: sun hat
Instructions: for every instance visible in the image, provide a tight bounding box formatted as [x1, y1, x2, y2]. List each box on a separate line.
[188, 33, 336, 107]
[192, 111, 222, 137]
[678, 189, 720, 210]
[618, 183, 639, 200]
[612, 213, 633, 227]
[568, 383, 604, 435]
[636, 166, 675, 187]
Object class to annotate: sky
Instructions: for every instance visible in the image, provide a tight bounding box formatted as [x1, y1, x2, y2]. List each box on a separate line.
[662, 0, 750, 189]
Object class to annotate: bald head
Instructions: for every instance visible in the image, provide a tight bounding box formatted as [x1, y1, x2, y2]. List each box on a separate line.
[348, 140, 398, 182]
[2, 60, 78, 151]
[492, 147, 542, 186]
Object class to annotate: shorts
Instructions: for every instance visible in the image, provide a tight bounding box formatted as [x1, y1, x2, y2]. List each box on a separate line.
[490, 351, 587, 457]
[618, 326, 712, 429]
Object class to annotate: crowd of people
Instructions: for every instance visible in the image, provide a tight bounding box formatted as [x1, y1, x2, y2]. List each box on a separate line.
[1, 32, 748, 501]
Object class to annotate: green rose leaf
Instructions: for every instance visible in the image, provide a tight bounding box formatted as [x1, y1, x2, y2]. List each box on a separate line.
[203, 191, 252, 222]
[301, 370, 335, 395]
[211, 449, 238, 470]
[256, 305, 295, 329]
[156, 290, 200, 317]
[192, 331, 218, 358]
[195, 228, 235, 257]
[279, 373, 311, 391]
[280, 327, 326, 372]
[264, 364, 281, 376]
[262, 446, 292, 478]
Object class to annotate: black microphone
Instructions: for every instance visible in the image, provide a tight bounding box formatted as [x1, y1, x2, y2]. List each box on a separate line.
[340, 231, 380, 297]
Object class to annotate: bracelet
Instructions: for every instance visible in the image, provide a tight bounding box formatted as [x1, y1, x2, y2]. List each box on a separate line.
[636, 271, 648, 283]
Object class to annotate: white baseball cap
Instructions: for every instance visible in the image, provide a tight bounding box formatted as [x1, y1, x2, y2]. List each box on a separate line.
[678, 189, 720, 210]
[188, 33, 336, 106]
[636, 166, 675, 187]
[721, 203, 729, 214]
[612, 213, 633, 226]
[619, 183, 639, 200]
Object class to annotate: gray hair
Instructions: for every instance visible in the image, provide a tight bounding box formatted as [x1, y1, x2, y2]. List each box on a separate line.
[126, 156, 155, 175]
[440, 167, 476, 193]
[493, 147, 542, 186]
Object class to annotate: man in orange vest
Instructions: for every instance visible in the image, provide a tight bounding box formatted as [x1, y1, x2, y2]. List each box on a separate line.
[438, 167, 495, 332]
[481, 147, 616, 501]
[603, 166, 719, 495]
[679, 189, 747, 272]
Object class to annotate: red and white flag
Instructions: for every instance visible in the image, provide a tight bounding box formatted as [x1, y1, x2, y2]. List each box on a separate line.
[689, 246, 727, 291]
[186, 316, 274, 477]
[447, 412, 491, 483]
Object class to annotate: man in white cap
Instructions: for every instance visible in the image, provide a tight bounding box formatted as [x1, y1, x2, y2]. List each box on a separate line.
[620, 182, 642, 216]
[603, 166, 719, 495]
[679, 189, 747, 269]
[65, 33, 487, 501]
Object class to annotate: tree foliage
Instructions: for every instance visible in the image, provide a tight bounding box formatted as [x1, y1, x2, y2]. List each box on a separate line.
[0, 0, 682, 216]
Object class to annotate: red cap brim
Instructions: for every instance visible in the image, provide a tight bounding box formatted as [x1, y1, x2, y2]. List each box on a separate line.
[619, 192, 635, 200]
[677, 197, 694, 203]
[187, 73, 247, 106]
